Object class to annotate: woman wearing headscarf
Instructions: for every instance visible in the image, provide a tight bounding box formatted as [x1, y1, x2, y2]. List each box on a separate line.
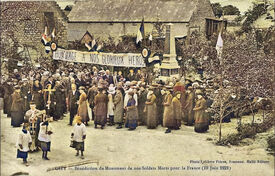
[144, 86, 158, 129]
[125, 91, 138, 130]
[113, 88, 124, 129]
[77, 86, 89, 126]
[193, 91, 208, 133]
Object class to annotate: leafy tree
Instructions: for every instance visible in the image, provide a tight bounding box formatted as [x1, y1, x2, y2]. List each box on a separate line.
[211, 3, 223, 18]
[222, 5, 241, 15]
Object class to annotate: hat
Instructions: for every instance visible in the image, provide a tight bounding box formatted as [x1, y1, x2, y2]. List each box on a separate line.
[14, 85, 20, 89]
[128, 91, 134, 96]
[108, 87, 116, 94]
[79, 86, 85, 90]
[131, 81, 138, 85]
[152, 83, 159, 87]
[195, 89, 203, 95]
[175, 91, 181, 95]
[165, 85, 173, 89]
[125, 81, 131, 86]
[148, 86, 155, 90]
[22, 78, 28, 81]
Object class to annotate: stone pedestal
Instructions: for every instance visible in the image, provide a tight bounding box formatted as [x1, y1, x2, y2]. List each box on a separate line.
[158, 24, 180, 82]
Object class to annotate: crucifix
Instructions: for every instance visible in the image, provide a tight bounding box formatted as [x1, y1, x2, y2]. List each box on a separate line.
[43, 85, 56, 110]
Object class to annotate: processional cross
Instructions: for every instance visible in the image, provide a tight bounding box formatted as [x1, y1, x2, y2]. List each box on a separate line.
[43, 85, 56, 109]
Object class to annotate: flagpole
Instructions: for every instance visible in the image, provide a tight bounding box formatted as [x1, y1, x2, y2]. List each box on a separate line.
[218, 12, 225, 142]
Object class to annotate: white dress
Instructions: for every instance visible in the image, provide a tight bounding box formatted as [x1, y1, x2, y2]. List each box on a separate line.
[107, 94, 114, 116]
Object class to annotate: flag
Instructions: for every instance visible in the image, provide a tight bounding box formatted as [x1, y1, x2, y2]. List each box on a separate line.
[136, 18, 145, 44]
[51, 28, 55, 38]
[216, 32, 223, 60]
[149, 33, 152, 41]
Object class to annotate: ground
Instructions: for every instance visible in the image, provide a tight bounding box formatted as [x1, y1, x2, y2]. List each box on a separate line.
[0, 110, 274, 176]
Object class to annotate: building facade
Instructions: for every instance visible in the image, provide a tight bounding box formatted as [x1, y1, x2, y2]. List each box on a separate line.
[0, 1, 68, 66]
[67, 0, 215, 42]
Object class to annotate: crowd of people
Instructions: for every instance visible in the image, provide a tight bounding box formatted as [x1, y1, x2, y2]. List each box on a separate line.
[1, 63, 213, 166]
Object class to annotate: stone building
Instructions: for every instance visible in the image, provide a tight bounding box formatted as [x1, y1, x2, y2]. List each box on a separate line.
[0, 1, 68, 67]
[67, 0, 216, 42]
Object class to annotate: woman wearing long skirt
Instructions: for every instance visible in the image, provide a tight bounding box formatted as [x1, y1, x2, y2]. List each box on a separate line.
[125, 91, 138, 130]
[114, 88, 124, 129]
[77, 87, 89, 126]
[11, 86, 24, 127]
[144, 87, 158, 129]
[194, 92, 208, 133]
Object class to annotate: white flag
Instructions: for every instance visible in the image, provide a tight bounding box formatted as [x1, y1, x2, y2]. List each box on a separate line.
[216, 32, 223, 59]
[149, 33, 153, 41]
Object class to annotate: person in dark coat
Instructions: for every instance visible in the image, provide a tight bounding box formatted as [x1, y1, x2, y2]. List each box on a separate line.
[94, 88, 108, 129]
[102, 70, 114, 85]
[3, 81, 13, 117]
[32, 80, 45, 110]
[137, 85, 147, 125]
[125, 91, 138, 130]
[68, 84, 80, 126]
[11, 86, 24, 127]
[87, 83, 98, 120]
[127, 69, 136, 81]
[53, 81, 64, 120]
[21, 79, 32, 113]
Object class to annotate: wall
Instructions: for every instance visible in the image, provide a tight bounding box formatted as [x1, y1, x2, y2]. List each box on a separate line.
[0, 1, 68, 63]
[68, 22, 189, 42]
[189, 0, 215, 34]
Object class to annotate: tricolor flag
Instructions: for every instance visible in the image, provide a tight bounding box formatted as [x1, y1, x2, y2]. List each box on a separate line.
[85, 39, 97, 52]
[136, 18, 145, 44]
[216, 32, 223, 59]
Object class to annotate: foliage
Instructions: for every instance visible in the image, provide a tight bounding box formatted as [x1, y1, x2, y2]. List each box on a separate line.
[222, 5, 241, 15]
[242, 3, 267, 33]
[267, 135, 275, 152]
[211, 3, 223, 18]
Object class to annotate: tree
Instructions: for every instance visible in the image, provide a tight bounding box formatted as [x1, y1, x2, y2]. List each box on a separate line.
[181, 31, 273, 142]
[222, 5, 241, 15]
[211, 3, 223, 18]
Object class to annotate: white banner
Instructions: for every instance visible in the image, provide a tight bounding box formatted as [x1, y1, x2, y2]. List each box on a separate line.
[53, 48, 146, 67]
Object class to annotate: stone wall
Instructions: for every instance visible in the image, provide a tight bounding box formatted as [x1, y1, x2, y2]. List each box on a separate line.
[68, 22, 189, 42]
[189, 0, 215, 34]
[0, 1, 68, 63]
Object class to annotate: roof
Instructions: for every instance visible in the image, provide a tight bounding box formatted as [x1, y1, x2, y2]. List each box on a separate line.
[68, 0, 199, 23]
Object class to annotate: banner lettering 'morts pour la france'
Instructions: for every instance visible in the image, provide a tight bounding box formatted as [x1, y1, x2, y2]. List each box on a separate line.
[53, 48, 146, 67]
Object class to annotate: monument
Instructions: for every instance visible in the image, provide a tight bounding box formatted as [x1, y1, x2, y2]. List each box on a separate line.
[158, 24, 180, 82]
